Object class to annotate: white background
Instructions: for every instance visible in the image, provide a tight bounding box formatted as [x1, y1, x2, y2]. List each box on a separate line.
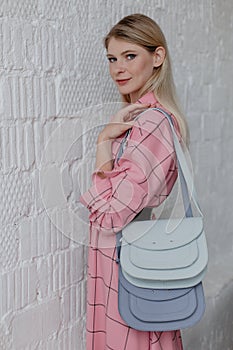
[0, 1, 232, 349]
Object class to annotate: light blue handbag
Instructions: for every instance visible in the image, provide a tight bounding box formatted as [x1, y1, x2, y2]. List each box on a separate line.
[116, 108, 207, 331]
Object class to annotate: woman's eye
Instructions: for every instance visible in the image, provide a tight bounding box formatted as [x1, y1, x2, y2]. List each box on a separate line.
[107, 57, 117, 63]
[126, 54, 136, 60]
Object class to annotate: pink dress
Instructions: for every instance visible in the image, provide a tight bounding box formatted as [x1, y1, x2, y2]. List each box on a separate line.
[80, 92, 184, 350]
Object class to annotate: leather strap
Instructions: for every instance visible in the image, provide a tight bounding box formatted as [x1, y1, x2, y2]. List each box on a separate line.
[153, 108, 202, 217]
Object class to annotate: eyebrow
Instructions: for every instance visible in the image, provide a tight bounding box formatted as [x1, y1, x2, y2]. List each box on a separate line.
[106, 49, 137, 57]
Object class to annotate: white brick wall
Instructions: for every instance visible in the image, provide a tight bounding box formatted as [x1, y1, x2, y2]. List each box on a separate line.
[0, 1, 232, 349]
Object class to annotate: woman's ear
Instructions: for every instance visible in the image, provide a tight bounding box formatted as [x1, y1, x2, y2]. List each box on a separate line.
[153, 46, 166, 67]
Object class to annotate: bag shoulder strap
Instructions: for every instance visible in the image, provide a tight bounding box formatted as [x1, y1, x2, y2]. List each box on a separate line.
[151, 108, 203, 217]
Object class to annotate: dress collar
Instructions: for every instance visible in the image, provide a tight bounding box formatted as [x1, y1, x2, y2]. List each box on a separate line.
[137, 91, 159, 107]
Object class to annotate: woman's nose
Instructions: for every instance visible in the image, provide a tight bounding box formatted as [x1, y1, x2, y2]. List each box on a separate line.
[114, 59, 126, 73]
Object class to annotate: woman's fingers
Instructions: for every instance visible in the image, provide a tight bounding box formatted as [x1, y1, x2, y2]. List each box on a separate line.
[100, 102, 151, 140]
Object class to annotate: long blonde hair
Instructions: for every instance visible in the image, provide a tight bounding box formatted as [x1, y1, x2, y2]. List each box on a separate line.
[104, 13, 189, 145]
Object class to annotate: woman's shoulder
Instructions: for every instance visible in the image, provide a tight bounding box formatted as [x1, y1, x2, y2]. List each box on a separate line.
[134, 107, 181, 140]
[137, 107, 167, 122]
[136, 92, 180, 136]
[133, 108, 170, 132]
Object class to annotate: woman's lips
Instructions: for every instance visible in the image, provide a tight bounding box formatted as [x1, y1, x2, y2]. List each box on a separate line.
[116, 78, 131, 86]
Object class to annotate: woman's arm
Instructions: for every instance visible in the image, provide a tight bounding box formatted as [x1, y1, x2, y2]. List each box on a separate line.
[95, 135, 114, 177]
[80, 109, 178, 234]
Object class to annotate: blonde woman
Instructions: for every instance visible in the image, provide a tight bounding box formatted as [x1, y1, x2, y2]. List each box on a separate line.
[80, 13, 188, 350]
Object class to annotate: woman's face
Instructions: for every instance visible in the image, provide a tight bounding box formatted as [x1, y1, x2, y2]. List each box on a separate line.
[107, 37, 157, 102]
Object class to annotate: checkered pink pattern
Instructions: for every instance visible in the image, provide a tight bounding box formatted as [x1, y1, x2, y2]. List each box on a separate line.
[80, 92, 184, 349]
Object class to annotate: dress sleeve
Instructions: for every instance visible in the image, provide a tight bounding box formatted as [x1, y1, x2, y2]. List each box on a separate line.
[79, 109, 178, 234]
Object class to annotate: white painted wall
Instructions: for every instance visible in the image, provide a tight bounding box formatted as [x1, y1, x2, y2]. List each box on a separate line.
[0, 1, 232, 349]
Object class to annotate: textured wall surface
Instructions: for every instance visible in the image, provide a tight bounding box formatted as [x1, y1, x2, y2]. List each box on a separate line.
[0, 1, 233, 349]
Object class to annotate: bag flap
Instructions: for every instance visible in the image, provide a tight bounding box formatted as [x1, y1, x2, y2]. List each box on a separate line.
[120, 234, 208, 285]
[118, 268, 206, 330]
[121, 265, 208, 289]
[119, 266, 192, 301]
[129, 290, 198, 322]
[122, 217, 203, 250]
[129, 239, 199, 269]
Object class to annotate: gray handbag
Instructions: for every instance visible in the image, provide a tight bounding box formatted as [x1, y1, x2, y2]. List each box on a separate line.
[116, 108, 207, 331]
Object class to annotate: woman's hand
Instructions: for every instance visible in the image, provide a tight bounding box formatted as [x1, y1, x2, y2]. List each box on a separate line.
[95, 102, 151, 176]
[97, 102, 151, 142]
